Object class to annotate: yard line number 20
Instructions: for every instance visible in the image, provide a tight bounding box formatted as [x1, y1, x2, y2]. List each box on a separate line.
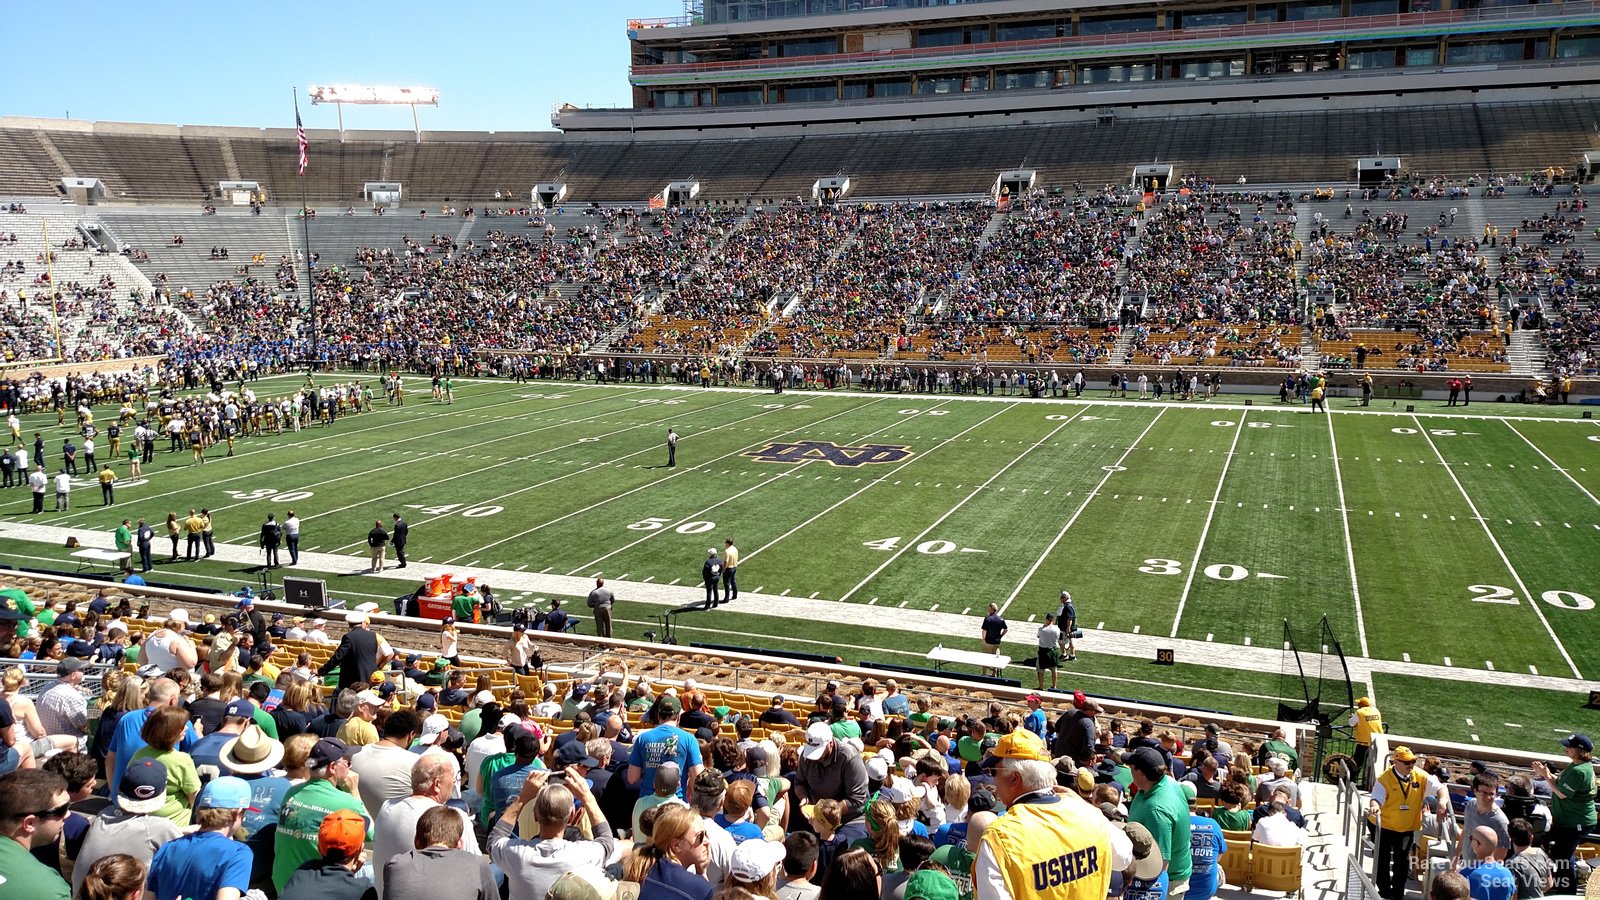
[1469, 584, 1595, 610]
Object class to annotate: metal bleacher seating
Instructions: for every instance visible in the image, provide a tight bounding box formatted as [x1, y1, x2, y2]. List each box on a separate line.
[4, 98, 1598, 206]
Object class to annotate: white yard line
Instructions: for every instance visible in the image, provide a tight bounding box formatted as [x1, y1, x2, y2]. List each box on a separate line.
[999, 408, 1167, 616]
[447, 398, 881, 563]
[740, 402, 1020, 564]
[1170, 410, 1247, 638]
[1325, 410, 1371, 657]
[35, 386, 607, 527]
[1412, 414, 1583, 679]
[837, 407, 1085, 603]
[565, 396, 919, 575]
[1502, 420, 1600, 507]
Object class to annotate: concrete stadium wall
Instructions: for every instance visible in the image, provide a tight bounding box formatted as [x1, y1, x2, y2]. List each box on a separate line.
[0, 354, 165, 379]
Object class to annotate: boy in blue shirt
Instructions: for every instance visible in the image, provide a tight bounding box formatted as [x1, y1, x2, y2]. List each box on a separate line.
[146, 777, 255, 900]
[1182, 781, 1226, 900]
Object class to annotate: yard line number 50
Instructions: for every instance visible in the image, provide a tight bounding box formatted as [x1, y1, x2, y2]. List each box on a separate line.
[1469, 584, 1595, 611]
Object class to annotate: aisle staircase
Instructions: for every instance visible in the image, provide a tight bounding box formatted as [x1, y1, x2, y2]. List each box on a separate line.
[1507, 328, 1547, 376]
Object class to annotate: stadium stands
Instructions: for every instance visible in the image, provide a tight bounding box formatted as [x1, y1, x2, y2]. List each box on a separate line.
[6, 100, 1600, 204]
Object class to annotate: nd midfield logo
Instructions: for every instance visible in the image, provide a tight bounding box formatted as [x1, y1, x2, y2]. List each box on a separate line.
[745, 440, 914, 468]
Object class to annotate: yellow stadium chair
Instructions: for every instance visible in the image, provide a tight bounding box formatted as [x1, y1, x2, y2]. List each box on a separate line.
[1249, 844, 1303, 898]
[1219, 832, 1252, 888]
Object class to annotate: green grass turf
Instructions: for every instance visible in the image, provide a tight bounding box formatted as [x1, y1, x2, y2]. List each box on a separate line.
[3, 375, 1597, 753]
[1371, 672, 1600, 751]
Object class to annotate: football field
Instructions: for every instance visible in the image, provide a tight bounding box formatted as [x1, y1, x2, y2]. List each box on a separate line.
[3, 374, 1597, 752]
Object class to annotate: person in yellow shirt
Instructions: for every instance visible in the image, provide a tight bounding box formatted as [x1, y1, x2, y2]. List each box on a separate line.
[1366, 746, 1446, 900]
[974, 729, 1132, 900]
[97, 463, 117, 506]
[336, 690, 384, 747]
[722, 538, 740, 604]
[1350, 696, 1383, 783]
[184, 508, 206, 560]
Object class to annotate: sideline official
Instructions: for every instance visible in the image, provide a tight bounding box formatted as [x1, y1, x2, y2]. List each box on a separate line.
[587, 577, 615, 638]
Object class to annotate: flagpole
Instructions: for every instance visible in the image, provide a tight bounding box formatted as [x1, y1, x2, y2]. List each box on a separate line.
[294, 85, 318, 374]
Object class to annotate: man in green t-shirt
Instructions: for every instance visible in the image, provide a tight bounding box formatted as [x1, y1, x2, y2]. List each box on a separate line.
[1534, 733, 1596, 894]
[1255, 727, 1301, 774]
[272, 738, 371, 891]
[0, 768, 73, 900]
[1127, 746, 1194, 893]
[113, 520, 133, 573]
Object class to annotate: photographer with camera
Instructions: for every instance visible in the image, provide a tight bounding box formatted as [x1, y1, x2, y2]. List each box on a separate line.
[488, 763, 616, 900]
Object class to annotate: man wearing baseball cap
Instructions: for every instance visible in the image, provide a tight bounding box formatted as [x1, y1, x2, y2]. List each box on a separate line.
[280, 808, 374, 899]
[1367, 746, 1445, 900]
[1126, 745, 1193, 898]
[627, 693, 703, 800]
[71, 759, 182, 895]
[273, 738, 372, 892]
[793, 721, 869, 825]
[1121, 821, 1168, 900]
[337, 689, 385, 748]
[1533, 732, 1595, 893]
[975, 728, 1132, 900]
[145, 777, 256, 900]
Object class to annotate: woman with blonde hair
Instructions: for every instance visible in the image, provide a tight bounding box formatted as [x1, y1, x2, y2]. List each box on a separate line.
[623, 805, 713, 899]
[938, 766, 970, 826]
[270, 680, 320, 738]
[3, 665, 78, 758]
[851, 798, 903, 881]
[77, 853, 148, 900]
[93, 674, 144, 780]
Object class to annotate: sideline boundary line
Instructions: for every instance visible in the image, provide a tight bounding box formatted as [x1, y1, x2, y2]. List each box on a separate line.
[1413, 414, 1582, 679]
[1326, 411, 1371, 657]
[1170, 410, 1247, 637]
[999, 408, 1167, 616]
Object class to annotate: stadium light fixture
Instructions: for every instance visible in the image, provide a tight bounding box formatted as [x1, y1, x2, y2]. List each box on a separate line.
[307, 84, 440, 143]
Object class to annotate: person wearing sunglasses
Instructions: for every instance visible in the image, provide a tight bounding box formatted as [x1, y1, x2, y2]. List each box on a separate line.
[0, 768, 74, 900]
[625, 805, 713, 900]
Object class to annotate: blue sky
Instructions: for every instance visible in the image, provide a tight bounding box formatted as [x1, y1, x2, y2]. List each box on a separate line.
[0, 1, 683, 132]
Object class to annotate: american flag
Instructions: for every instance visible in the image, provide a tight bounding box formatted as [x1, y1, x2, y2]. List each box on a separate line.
[296, 112, 308, 176]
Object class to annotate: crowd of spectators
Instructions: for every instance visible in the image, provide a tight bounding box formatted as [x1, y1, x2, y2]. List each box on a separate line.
[5, 185, 1600, 378]
[0, 589, 1594, 900]
[940, 192, 1132, 325]
[1125, 194, 1301, 328]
